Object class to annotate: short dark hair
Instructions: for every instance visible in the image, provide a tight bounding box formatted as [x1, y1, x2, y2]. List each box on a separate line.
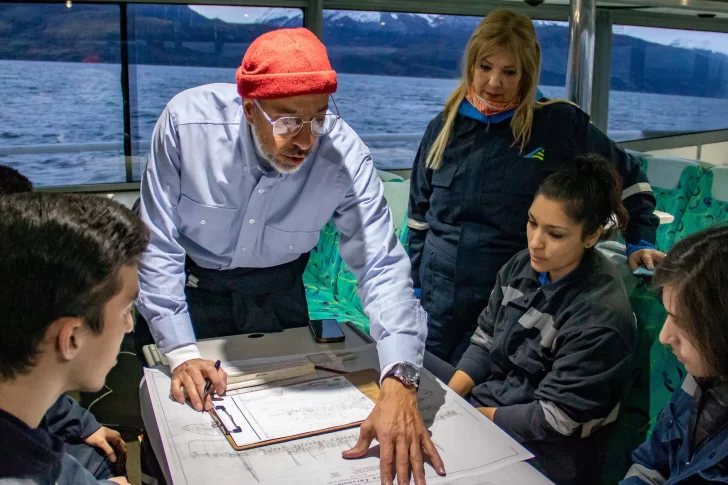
[0, 193, 150, 380]
[654, 225, 728, 378]
[537, 154, 629, 239]
[0, 165, 33, 195]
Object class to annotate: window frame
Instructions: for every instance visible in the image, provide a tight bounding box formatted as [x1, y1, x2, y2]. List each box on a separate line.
[0, 0, 725, 190]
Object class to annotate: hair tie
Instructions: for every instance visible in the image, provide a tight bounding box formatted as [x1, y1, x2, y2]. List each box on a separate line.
[574, 158, 595, 175]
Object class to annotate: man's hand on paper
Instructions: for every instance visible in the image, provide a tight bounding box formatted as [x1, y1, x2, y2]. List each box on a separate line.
[342, 378, 446, 485]
[171, 358, 227, 411]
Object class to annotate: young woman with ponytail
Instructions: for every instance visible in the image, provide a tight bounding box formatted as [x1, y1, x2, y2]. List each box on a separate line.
[407, 9, 662, 365]
[424, 155, 637, 485]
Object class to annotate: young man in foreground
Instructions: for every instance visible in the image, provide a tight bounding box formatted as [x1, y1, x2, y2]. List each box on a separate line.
[0, 193, 149, 484]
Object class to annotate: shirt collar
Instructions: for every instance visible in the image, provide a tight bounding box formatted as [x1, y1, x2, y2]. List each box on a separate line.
[538, 272, 550, 286]
[457, 88, 545, 124]
[697, 378, 728, 407]
[514, 248, 599, 300]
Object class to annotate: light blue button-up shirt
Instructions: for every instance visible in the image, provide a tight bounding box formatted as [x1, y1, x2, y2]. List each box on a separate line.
[137, 83, 426, 372]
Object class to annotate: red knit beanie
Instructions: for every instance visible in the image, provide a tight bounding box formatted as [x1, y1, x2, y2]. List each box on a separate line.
[236, 28, 338, 99]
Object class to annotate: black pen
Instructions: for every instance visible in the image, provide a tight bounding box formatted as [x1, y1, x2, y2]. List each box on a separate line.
[202, 360, 221, 402]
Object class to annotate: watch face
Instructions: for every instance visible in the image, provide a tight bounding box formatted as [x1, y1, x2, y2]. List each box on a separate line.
[395, 364, 418, 385]
[402, 365, 418, 380]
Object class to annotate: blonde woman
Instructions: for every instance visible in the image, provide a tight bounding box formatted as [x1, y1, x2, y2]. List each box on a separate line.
[408, 9, 662, 364]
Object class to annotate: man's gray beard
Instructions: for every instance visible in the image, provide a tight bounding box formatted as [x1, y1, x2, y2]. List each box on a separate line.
[250, 124, 305, 175]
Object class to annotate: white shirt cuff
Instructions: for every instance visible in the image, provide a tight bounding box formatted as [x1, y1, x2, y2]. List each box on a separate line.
[164, 344, 203, 372]
[380, 361, 406, 384]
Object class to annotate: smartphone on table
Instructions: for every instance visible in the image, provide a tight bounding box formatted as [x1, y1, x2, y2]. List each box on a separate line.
[309, 319, 345, 343]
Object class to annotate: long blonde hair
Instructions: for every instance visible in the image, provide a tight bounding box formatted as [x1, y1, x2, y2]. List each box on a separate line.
[426, 9, 569, 170]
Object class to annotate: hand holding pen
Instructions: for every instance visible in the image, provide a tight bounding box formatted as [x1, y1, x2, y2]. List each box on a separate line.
[170, 358, 227, 412]
[202, 360, 222, 406]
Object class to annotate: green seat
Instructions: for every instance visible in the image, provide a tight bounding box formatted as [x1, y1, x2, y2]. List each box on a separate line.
[602, 245, 695, 482]
[675, 166, 728, 240]
[303, 220, 369, 332]
[303, 171, 412, 335]
[648, 335, 686, 428]
[327, 211, 412, 325]
[304, 268, 370, 333]
[641, 156, 703, 252]
[333, 258, 364, 313]
[628, 280, 684, 435]
[376, 169, 405, 182]
[602, 277, 665, 484]
[306, 220, 343, 288]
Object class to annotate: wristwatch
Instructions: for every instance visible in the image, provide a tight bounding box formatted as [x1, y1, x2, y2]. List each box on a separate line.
[384, 362, 420, 389]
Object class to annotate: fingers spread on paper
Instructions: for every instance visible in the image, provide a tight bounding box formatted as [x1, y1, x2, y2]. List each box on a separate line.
[342, 379, 446, 485]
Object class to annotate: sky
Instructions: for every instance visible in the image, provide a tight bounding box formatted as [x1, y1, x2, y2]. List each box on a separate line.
[189, 5, 728, 56]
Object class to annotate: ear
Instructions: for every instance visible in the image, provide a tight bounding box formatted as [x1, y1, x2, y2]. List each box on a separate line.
[54, 317, 86, 362]
[242, 99, 256, 126]
[584, 227, 602, 249]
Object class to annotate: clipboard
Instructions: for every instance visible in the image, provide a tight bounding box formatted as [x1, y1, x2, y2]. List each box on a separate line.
[209, 368, 381, 451]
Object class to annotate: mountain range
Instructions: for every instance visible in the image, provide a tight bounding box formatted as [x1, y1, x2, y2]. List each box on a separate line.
[0, 3, 726, 98]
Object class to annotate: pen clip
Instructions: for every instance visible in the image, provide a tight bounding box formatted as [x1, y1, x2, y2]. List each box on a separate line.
[212, 405, 242, 434]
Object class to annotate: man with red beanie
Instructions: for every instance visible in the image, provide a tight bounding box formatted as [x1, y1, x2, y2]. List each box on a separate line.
[136, 28, 445, 485]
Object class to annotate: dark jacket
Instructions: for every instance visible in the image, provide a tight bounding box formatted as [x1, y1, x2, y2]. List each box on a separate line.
[620, 375, 728, 484]
[457, 248, 636, 484]
[408, 99, 659, 290]
[43, 395, 102, 444]
[0, 396, 111, 485]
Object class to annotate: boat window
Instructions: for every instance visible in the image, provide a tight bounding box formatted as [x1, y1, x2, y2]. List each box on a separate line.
[126, 5, 304, 180]
[0, 3, 303, 187]
[323, 10, 569, 170]
[609, 24, 728, 142]
[0, 2, 125, 187]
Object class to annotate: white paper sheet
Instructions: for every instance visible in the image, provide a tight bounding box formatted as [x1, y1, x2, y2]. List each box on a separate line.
[438, 462, 554, 485]
[216, 375, 375, 446]
[144, 346, 537, 485]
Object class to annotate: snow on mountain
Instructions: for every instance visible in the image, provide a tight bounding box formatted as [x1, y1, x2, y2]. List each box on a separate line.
[419, 14, 446, 27]
[254, 8, 303, 26]
[325, 11, 383, 24]
[670, 38, 725, 55]
[255, 9, 473, 30]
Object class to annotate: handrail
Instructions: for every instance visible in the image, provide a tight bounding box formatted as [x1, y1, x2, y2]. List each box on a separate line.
[2, 130, 727, 157]
[0, 141, 142, 156]
[618, 128, 728, 153]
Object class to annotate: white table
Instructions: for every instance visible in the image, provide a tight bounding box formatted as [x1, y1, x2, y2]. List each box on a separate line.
[139, 325, 553, 485]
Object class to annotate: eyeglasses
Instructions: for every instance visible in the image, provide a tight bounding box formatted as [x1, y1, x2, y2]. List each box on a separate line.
[253, 96, 340, 138]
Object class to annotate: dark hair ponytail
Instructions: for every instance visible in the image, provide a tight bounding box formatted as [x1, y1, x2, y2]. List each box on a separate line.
[537, 154, 629, 239]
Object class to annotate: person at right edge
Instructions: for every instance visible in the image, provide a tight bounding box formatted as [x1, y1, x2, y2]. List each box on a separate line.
[620, 225, 728, 485]
[407, 9, 662, 365]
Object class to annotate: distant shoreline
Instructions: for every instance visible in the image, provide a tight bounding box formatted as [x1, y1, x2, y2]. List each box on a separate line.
[2, 59, 727, 101]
